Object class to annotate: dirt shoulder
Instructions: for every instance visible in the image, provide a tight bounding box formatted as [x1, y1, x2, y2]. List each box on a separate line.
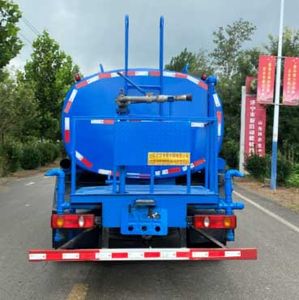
[0, 161, 59, 185]
[235, 177, 299, 214]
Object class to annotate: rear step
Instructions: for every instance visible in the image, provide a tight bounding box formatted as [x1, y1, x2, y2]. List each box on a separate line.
[29, 248, 257, 262]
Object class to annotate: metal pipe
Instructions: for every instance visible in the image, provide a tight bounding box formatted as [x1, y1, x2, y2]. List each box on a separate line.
[239, 86, 246, 173]
[124, 15, 129, 94]
[117, 94, 192, 104]
[270, 0, 285, 190]
[159, 16, 164, 115]
[117, 71, 146, 95]
[45, 168, 65, 214]
[150, 167, 155, 194]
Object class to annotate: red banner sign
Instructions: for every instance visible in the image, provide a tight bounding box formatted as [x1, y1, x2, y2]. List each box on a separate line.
[257, 55, 276, 104]
[245, 77, 266, 157]
[282, 57, 299, 106]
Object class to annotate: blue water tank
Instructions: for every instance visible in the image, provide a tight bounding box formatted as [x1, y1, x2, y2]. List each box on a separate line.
[61, 69, 223, 178]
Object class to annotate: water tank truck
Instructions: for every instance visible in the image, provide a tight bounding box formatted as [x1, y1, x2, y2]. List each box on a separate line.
[29, 16, 257, 262]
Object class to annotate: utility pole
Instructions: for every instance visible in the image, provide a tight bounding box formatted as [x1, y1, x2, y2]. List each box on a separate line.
[239, 86, 246, 173]
[270, 0, 285, 190]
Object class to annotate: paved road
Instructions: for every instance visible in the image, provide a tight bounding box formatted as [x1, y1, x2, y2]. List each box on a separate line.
[0, 174, 298, 300]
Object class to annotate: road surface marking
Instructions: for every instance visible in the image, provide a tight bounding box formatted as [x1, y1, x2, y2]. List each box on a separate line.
[25, 181, 35, 186]
[66, 283, 88, 300]
[234, 191, 299, 234]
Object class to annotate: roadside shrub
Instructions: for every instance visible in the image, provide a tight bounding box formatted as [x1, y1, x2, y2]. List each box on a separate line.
[0, 140, 23, 173]
[0, 155, 4, 176]
[287, 170, 299, 187]
[47, 142, 60, 161]
[277, 157, 293, 185]
[20, 144, 41, 170]
[221, 139, 239, 168]
[37, 142, 53, 166]
[58, 140, 67, 158]
[245, 154, 268, 180]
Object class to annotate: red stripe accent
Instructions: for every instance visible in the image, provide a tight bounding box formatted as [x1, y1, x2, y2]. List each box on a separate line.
[176, 251, 190, 258]
[168, 167, 181, 174]
[190, 249, 257, 261]
[99, 73, 111, 79]
[29, 248, 257, 262]
[175, 72, 187, 79]
[64, 130, 70, 143]
[198, 81, 208, 90]
[144, 252, 160, 258]
[149, 70, 160, 76]
[112, 252, 128, 259]
[127, 71, 136, 76]
[81, 157, 93, 168]
[217, 111, 222, 123]
[193, 159, 205, 167]
[103, 119, 115, 125]
[76, 81, 88, 89]
[80, 251, 97, 260]
[64, 101, 72, 113]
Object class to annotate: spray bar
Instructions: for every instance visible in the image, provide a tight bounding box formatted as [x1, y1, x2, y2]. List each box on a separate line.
[116, 94, 192, 105]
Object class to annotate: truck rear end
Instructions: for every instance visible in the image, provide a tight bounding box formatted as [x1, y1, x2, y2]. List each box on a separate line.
[29, 16, 257, 263]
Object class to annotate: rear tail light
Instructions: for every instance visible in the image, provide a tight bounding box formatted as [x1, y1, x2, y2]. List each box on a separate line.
[51, 214, 95, 229]
[193, 215, 236, 229]
[56, 217, 64, 228]
[78, 216, 85, 228]
[203, 216, 210, 228]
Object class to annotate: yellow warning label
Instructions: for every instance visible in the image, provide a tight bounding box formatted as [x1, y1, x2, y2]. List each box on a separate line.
[147, 152, 190, 166]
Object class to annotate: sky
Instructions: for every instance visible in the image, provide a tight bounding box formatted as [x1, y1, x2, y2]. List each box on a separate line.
[9, 0, 299, 75]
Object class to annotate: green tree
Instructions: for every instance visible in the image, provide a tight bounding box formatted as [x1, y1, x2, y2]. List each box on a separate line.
[265, 27, 299, 57]
[0, 71, 38, 143]
[0, 71, 17, 142]
[0, 0, 22, 73]
[24, 31, 79, 140]
[211, 19, 256, 79]
[165, 48, 213, 76]
[13, 71, 39, 140]
[211, 20, 257, 167]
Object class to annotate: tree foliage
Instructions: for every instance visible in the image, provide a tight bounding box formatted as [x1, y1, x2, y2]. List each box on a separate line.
[24, 31, 79, 140]
[165, 48, 213, 76]
[211, 19, 256, 79]
[0, 71, 17, 142]
[0, 0, 22, 73]
[0, 70, 38, 143]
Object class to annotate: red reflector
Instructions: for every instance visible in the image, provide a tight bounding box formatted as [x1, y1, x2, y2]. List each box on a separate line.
[175, 73, 187, 79]
[193, 215, 236, 229]
[99, 73, 111, 79]
[51, 214, 95, 229]
[144, 252, 160, 258]
[176, 251, 190, 258]
[112, 252, 128, 259]
[149, 70, 160, 76]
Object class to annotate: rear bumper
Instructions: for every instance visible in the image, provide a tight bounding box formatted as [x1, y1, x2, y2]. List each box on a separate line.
[29, 247, 257, 262]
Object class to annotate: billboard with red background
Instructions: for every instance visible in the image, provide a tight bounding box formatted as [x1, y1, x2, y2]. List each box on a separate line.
[245, 77, 266, 157]
[283, 57, 299, 106]
[256, 55, 276, 104]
